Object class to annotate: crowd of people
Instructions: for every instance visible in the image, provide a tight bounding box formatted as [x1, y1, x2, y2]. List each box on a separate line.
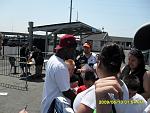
[40, 34, 150, 113]
[19, 43, 44, 79]
[1, 24, 150, 113]
[0, 28, 143, 112]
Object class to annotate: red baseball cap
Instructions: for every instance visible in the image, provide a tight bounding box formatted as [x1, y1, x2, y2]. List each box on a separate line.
[55, 34, 77, 50]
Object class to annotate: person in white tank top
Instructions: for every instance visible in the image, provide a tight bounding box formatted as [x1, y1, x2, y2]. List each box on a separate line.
[73, 43, 129, 113]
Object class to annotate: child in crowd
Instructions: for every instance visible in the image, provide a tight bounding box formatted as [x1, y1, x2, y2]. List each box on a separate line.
[77, 71, 96, 94]
[65, 59, 79, 94]
[65, 59, 75, 78]
[123, 75, 147, 113]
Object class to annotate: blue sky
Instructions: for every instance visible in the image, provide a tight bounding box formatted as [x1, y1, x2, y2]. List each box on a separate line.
[0, 0, 149, 38]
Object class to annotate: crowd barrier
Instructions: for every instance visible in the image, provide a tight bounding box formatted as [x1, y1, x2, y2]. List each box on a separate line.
[0, 55, 28, 91]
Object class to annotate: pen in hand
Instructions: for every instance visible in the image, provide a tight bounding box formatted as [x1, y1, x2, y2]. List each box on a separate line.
[24, 105, 28, 110]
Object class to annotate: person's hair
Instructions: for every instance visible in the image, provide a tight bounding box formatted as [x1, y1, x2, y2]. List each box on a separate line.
[70, 75, 79, 83]
[84, 41, 92, 48]
[119, 46, 125, 64]
[65, 59, 75, 66]
[129, 48, 145, 70]
[98, 43, 122, 75]
[123, 75, 140, 91]
[56, 47, 76, 60]
[84, 71, 96, 81]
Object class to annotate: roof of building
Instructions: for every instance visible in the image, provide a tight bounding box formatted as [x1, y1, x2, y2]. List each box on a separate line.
[31, 21, 102, 35]
[81, 33, 133, 43]
[109, 36, 133, 42]
[81, 32, 111, 40]
[0, 31, 45, 38]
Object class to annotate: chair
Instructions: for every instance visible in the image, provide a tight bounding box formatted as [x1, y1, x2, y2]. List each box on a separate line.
[9, 57, 18, 75]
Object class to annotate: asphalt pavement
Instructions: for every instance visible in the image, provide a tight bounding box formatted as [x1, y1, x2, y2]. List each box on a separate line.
[0, 48, 149, 113]
[0, 70, 44, 113]
[0, 49, 44, 113]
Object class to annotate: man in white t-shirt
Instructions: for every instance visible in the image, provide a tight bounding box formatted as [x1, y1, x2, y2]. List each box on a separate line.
[144, 98, 150, 113]
[125, 93, 147, 113]
[123, 75, 147, 113]
[41, 34, 77, 113]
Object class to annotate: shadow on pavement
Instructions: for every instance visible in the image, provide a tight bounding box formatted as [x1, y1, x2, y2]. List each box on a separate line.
[20, 74, 45, 82]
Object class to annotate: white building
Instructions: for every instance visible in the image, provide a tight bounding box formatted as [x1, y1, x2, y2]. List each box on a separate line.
[81, 32, 133, 51]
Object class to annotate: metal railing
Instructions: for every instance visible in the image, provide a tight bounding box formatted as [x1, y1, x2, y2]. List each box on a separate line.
[0, 55, 28, 90]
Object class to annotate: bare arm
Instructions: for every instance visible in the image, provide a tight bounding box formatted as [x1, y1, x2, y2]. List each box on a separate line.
[95, 76, 123, 113]
[76, 103, 93, 113]
[142, 71, 150, 100]
[19, 109, 28, 113]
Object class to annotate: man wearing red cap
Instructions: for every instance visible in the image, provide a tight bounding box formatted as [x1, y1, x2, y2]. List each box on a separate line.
[75, 42, 97, 86]
[41, 34, 77, 113]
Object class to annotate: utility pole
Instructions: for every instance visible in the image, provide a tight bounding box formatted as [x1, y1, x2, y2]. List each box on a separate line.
[28, 22, 33, 51]
[76, 11, 78, 22]
[69, 0, 73, 23]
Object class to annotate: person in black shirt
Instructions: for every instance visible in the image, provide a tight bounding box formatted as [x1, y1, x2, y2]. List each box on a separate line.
[119, 48, 150, 100]
[75, 42, 97, 86]
[28, 46, 44, 78]
[20, 43, 29, 75]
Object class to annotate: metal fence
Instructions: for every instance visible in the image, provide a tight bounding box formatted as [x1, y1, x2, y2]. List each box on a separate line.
[0, 55, 28, 90]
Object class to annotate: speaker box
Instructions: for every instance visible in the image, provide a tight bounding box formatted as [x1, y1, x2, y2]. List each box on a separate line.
[134, 24, 150, 50]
